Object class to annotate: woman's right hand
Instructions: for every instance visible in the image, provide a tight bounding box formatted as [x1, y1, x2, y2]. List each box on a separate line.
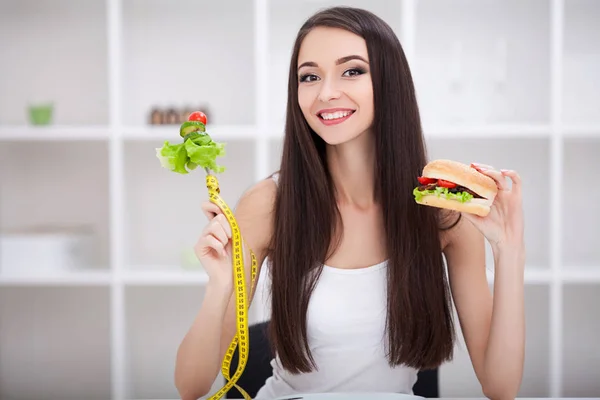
[194, 201, 234, 294]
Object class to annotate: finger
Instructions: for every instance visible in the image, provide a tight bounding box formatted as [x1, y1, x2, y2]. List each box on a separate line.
[215, 214, 233, 239]
[471, 162, 495, 170]
[201, 201, 223, 220]
[201, 218, 227, 242]
[473, 166, 508, 191]
[501, 169, 522, 194]
[203, 235, 227, 258]
[208, 220, 229, 246]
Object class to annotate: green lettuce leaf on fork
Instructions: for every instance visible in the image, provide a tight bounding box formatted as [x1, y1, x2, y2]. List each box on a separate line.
[156, 131, 226, 174]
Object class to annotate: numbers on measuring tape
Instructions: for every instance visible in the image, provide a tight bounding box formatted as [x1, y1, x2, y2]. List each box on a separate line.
[206, 174, 259, 400]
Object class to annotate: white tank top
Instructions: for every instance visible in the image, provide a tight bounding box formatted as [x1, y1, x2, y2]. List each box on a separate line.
[254, 173, 418, 399]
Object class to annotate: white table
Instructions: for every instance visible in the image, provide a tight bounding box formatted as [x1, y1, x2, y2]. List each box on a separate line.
[147, 395, 598, 400]
[272, 394, 421, 400]
[271, 395, 597, 400]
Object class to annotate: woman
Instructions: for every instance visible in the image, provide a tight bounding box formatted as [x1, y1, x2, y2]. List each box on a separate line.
[175, 6, 526, 400]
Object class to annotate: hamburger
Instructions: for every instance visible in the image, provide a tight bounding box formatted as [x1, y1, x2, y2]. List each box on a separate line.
[413, 159, 498, 217]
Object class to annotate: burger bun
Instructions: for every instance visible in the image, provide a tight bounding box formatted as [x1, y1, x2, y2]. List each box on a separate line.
[415, 159, 499, 217]
[422, 159, 498, 201]
[415, 194, 492, 217]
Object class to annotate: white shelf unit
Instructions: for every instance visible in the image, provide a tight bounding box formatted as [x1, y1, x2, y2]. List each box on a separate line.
[0, 0, 599, 399]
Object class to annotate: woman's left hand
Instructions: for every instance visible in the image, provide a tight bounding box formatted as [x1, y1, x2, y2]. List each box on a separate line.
[461, 162, 524, 251]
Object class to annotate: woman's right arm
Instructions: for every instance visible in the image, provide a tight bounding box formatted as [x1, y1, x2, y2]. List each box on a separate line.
[174, 178, 277, 400]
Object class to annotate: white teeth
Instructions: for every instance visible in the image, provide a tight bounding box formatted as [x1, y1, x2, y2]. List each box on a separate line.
[320, 110, 353, 120]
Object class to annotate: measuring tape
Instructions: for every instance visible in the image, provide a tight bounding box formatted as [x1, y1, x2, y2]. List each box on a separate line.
[205, 173, 258, 400]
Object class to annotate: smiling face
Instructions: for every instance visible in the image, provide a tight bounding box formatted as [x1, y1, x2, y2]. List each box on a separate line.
[297, 26, 374, 145]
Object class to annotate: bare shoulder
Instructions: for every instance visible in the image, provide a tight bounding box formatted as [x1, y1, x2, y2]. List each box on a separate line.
[234, 176, 278, 259]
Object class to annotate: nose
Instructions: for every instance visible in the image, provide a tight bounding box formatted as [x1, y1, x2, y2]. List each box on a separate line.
[318, 77, 341, 102]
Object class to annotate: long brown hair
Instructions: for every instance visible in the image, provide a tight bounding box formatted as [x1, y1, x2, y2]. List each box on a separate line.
[267, 6, 456, 374]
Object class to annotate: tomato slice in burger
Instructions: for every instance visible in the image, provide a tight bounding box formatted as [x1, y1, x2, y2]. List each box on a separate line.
[437, 179, 457, 188]
[417, 176, 437, 185]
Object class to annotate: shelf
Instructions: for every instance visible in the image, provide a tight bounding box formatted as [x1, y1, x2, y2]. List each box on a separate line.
[563, 125, 600, 137]
[0, 0, 108, 125]
[422, 123, 551, 138]
[563, 0, 600, 126]
[486, 268, 551, 285]
[121, 0, 256, 126]
[0, 270, 111, 286]
[124, 286, 225, 399]
[0, 287, 111, 399]
[1, 1, 599, 399]
[562, 138, 600, 267]
[414, 0, 550, 126]
[425, 137, 551, 268]
[521, 284, 552, 397]
[0, 141, 112, 270]
[488, 269, 600, 284]
[267, 0, 404, 127]
[562, 284, 600, 396]
[3, 266, 597, 287]
[0, 124, 563, 141]
[123, 125, 259, 141]
[266, 124, 552, 140]
[560, 268, 600, 283]
[268, 138, 284, 173]
[123, 140, 256, 268]
[439, 284, 550, 397]
[0, 125, 110, 141]
[122, 267, 208, 286]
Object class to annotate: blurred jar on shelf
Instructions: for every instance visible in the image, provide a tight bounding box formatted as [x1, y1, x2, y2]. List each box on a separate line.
[148, 105, 212, 125]
[28, 103, 54, 126]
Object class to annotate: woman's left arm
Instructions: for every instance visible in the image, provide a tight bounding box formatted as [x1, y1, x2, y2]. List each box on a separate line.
[443, 164, 526, 400]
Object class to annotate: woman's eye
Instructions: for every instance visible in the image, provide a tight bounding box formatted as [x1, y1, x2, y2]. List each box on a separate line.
[299, 74, 319, 83]
[299, 68, 365, 82]
[343, 68, 366, 77]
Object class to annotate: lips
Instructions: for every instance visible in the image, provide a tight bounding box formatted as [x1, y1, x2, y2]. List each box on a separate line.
[316, 108, 356, 126]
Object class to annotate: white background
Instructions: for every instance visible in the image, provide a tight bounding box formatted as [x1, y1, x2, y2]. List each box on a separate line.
[0, 0, 599, 399]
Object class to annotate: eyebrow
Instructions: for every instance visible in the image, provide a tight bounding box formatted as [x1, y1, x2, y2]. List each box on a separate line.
[297, 55, 369, 70]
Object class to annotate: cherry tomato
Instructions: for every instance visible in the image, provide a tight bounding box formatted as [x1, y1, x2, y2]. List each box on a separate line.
[437, 179, 457, 188]
[188, 111, 207, 125]
[417, 176, 437, 185]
